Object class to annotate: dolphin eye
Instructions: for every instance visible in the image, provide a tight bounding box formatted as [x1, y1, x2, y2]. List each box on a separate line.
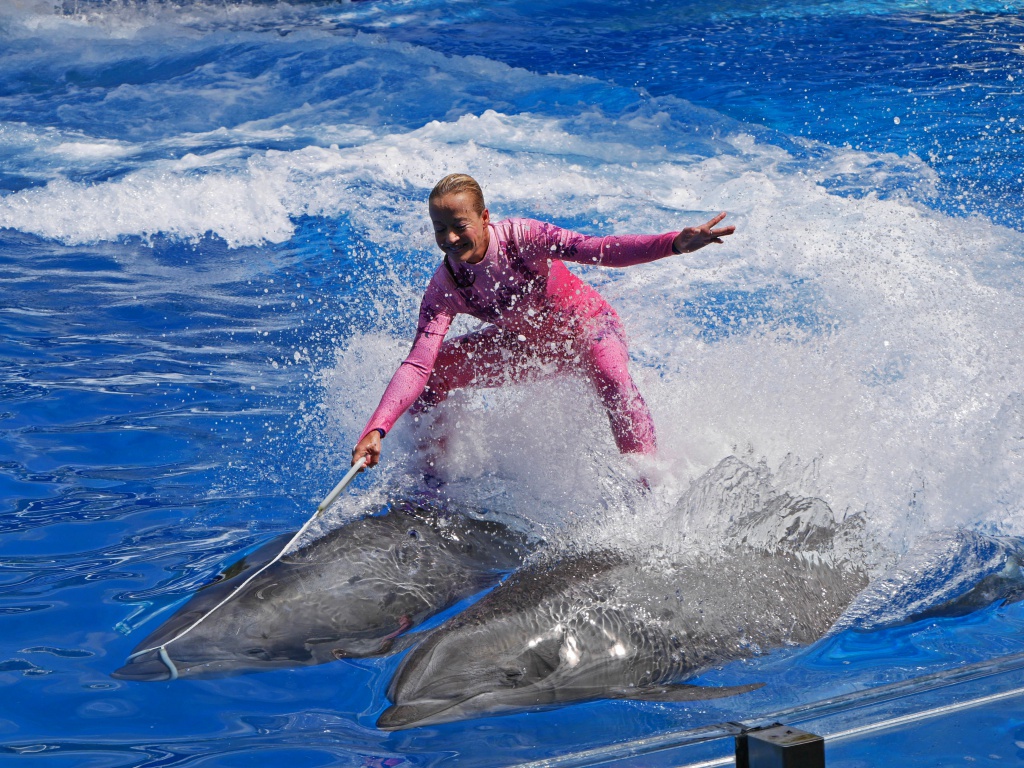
[499, 667, 525, 687]
[244, 648, 272, 661]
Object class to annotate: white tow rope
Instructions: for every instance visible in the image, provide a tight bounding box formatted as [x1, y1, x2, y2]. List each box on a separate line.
[126, 458, 367, 680]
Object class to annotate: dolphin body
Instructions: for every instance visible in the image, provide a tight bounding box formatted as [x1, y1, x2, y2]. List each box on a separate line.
[113, 501, 531, 681]
[379, 547, 868, 729]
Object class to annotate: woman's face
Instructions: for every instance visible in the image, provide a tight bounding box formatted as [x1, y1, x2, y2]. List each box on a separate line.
[429, 192, 490, 265]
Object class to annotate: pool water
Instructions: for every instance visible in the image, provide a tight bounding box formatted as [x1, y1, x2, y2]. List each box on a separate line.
[1, 0, 1023, 765]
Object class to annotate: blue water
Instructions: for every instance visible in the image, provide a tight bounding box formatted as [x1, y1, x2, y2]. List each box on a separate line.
[2, 0, 1024, 765]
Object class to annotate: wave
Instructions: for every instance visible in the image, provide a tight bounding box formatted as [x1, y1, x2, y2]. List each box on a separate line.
[1, 0, 1021, 565]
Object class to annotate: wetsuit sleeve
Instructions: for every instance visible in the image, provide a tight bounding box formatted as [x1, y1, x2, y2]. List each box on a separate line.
[358, 281, 455, 441]
[522, 219, 678, 268]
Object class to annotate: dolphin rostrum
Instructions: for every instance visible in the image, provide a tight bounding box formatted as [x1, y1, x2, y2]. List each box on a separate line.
[113, 501, 531, 681]
[378, 547, 868, 729]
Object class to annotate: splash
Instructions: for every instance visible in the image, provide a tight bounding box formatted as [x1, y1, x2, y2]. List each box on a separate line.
[2, 0, 1022, 568]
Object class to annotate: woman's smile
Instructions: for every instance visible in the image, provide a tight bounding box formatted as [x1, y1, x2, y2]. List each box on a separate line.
[429, 191, 491, 265]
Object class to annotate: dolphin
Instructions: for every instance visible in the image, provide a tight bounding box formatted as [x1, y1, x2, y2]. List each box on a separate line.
[831, 529, 1024, 633]
[378, 547, 868, 729]
[113, 501, 532, 681]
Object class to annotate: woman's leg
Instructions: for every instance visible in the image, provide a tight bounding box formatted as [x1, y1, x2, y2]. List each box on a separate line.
[578, 313, 657, 455]
[413, 315, 656, 455]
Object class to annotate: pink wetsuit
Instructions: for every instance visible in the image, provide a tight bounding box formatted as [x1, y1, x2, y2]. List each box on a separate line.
[360, 218, 678, 454]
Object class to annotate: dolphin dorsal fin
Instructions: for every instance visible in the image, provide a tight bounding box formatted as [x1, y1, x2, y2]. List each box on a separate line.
[609, 681, 765, 702]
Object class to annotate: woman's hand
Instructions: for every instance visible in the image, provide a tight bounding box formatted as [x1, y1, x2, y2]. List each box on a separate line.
[352, 430, 382, 469]
[673, 212, 735, 254]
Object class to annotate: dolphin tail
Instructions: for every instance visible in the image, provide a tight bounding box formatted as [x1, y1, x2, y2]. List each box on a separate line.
[609, 681, 765, 702]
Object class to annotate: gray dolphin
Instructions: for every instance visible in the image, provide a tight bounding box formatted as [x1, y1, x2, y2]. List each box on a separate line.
[378, 547, 868, 729]
[113, 501, 531, 681]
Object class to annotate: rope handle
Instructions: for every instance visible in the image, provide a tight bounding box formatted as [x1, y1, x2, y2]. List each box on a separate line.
[317, 457, 367, 514]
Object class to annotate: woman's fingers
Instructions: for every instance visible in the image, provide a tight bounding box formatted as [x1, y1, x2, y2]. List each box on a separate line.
[675, 213, 735, 252]
[704, 213, 733, 239]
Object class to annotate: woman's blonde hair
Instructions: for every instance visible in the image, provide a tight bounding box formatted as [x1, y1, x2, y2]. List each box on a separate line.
[429, 173, 486, 214]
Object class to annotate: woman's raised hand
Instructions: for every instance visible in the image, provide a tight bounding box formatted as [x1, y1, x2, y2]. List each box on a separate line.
[673, 212, 735, 254]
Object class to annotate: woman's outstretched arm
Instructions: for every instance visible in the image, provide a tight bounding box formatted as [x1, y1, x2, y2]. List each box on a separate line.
[525, 213, 734, 268]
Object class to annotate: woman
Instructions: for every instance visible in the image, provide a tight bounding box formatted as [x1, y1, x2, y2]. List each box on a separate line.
[351, 174, 734, 469]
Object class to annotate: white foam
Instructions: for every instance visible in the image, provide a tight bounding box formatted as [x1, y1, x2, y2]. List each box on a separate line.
[1, 0, 338, 39]
[307, 106, 1024, 560]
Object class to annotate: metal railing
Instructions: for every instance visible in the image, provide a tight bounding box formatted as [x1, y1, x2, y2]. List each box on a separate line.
[513, 650, 1024, 768]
